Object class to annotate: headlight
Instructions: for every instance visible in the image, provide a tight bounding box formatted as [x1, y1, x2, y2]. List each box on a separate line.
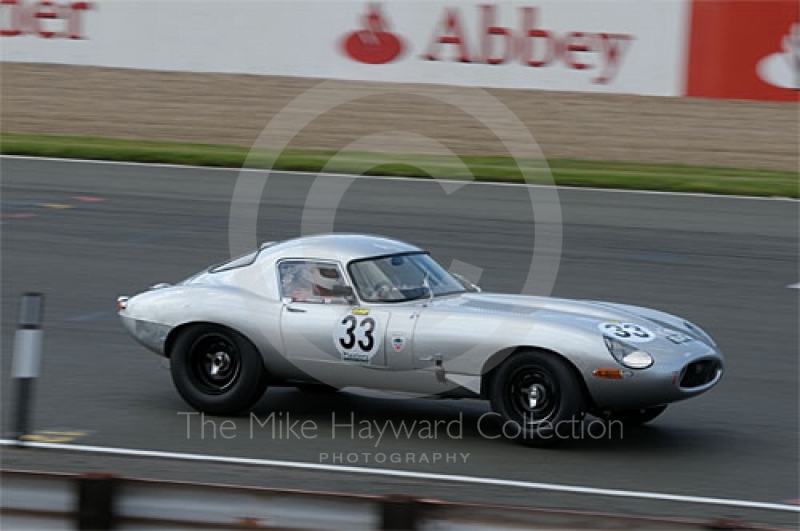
[604, 335, 654, 369]
[684, 320, 717, 348]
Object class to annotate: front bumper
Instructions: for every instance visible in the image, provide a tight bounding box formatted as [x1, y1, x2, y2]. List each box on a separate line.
[586, 347, 724, 410]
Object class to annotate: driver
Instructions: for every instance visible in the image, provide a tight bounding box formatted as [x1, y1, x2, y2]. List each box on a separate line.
[286, 264, 344, 303]
[283, 263, 347, 302]
[309, 265, 343, 297]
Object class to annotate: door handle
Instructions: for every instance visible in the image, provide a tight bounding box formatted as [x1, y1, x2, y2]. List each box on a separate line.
[286, 306, 307, 313]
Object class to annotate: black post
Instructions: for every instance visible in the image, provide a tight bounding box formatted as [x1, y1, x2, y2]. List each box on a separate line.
[13, 378, 33, 442]
[77, 473, 117, 530]
[10, 293, 44, 443]
[381, 495, 421, 530]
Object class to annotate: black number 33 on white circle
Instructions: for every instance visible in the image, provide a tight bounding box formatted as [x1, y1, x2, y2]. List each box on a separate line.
[598, 322, 655, 343]
[334, 313, 384, 359]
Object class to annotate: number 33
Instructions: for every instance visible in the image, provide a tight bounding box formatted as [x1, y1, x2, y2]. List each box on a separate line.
[600, 322, 654, 342]
[339, 315, 376, 352]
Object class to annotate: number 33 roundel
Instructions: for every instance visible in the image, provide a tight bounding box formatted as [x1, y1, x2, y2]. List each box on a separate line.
[598, 322, 655, 343]
[334, 312, 384, 363]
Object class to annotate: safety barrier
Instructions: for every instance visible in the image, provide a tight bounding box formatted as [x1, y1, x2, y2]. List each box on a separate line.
[0, 469, 777, 530]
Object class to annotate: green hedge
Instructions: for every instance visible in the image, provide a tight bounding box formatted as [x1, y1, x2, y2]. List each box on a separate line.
[2, 132, 796, 198]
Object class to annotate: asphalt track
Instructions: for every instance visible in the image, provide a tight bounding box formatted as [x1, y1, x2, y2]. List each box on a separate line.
[1, 157, 798, 527]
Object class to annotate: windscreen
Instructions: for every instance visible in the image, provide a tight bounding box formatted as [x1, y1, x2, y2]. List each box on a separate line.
[348, 252, 465, 302]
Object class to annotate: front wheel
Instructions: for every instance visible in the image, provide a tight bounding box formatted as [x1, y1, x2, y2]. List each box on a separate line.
[607, 405, 667, 426]
[489, 350, 585, 447]
[170, 325, 267, 416]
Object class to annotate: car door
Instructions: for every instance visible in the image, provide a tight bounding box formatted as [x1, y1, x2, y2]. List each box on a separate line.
[278, 260, 388, 380]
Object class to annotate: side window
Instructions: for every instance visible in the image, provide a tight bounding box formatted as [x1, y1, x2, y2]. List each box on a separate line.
[278, 261, 349, 304]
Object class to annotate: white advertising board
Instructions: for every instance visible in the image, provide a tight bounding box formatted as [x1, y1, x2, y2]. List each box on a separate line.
[0, 1, 688, 96]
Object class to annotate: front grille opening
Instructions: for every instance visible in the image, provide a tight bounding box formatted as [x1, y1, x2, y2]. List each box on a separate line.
[680, 359, 721, 388]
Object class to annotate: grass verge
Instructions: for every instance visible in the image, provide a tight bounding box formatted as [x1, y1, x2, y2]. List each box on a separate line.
[1, 132, 796, 197]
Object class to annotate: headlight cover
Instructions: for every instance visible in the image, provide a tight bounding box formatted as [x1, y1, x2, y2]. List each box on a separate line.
[604, 335, 654, 369]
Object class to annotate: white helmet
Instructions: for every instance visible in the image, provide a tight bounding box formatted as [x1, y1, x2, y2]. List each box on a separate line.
[310, 265, 341, 293]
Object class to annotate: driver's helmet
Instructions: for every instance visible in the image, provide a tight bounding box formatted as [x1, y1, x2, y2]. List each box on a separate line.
[309, 265, 341, 295]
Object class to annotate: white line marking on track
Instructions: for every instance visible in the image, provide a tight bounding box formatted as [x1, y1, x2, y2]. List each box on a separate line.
[788, 283, 800, 289]
[1, 439, 798, 513]
[1, 154, 795, 202]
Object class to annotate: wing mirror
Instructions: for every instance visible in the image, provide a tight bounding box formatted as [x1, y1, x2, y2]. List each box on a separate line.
[422, 274, 433, 304]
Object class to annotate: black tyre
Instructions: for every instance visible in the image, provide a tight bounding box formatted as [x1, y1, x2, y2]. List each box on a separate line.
[607, 405, 667, 426]
[489, 350, 585, 446]
[170, 325, 267, 416]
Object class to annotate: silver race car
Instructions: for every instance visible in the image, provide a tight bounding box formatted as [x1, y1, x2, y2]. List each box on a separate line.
[119, 234, 723, 444]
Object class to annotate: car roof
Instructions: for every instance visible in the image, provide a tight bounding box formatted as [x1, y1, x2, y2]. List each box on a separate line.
[259, 234, 423, 264]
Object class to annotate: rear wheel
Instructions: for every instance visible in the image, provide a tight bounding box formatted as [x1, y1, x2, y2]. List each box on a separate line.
[607, 405, 667, 426]
[489, 350, 585, 447]
[170, 325, 267, 416]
